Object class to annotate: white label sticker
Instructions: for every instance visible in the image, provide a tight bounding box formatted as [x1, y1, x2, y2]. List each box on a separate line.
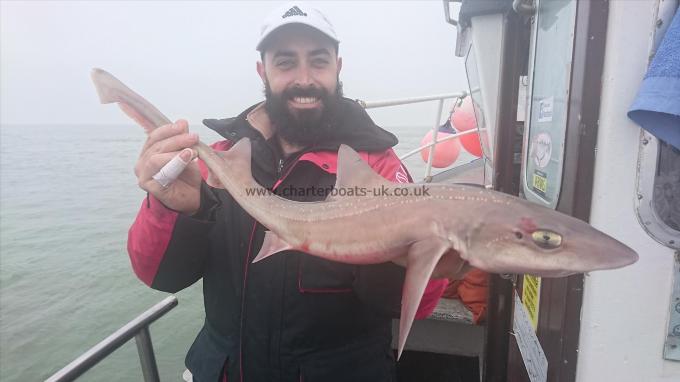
[538, 96, 554, 122]
[513, 292, 548, 382]
[530, 132, 552, 169]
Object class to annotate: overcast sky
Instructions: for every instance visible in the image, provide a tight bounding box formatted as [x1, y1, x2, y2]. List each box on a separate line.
[0, 1, 468, 128]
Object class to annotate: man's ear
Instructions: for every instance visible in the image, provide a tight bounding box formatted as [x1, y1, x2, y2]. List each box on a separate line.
[337, 56, 343, 75]
[256, 61, 266, 83]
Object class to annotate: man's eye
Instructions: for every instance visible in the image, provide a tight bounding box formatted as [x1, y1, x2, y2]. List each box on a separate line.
[312, 59, 329, 67]
[276, 60, 294, 68]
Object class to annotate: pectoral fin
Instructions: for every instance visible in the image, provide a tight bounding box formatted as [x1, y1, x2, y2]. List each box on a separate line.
[252, 230, 293, 263]
[397, 239, 450, 360]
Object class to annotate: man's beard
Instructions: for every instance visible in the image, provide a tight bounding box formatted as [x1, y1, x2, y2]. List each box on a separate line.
[263, 80, 344, 147]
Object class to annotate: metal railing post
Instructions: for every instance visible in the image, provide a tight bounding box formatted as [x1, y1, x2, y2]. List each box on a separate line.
[424, 99, 445, 182]
[45, 296, 177, 382]
[358, 92, 466, 109]
[356, 92, 478, 181]
[397, 129, 482, 161]
[135, 327, 161, 382]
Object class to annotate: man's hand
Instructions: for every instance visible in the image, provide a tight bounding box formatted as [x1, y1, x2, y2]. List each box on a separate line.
[134, 119, 202, 214]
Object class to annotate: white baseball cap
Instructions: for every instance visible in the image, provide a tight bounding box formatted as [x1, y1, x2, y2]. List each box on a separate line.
[256, 2, 340, 51]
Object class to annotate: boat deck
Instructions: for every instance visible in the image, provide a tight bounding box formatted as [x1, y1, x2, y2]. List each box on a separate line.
[392, 297, 484, 358]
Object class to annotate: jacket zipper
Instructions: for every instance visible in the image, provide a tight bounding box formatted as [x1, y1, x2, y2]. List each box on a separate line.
[238, 155, 302, 382]
[277, 158, 284, 177]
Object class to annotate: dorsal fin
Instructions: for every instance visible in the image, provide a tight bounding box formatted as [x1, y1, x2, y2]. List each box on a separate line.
[333, 144, 393, 193]
[221, 138, 252, 179]
[222, 137, 251, 162]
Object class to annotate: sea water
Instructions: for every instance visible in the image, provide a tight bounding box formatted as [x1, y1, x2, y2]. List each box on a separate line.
[0, 123, 465, 381]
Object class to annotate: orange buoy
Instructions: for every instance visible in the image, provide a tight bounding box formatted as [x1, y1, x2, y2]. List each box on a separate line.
[451, 98, 482, 157]
[420, 130, 461, 168]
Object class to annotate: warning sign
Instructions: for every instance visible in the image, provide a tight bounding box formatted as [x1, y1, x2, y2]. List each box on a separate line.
[522, 275, 541, 331]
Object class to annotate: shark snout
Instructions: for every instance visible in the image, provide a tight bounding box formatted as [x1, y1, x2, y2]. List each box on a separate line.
[577, 235, 638, 272]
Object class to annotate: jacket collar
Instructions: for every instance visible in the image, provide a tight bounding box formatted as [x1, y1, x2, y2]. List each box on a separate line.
[202, 97, 398, 153]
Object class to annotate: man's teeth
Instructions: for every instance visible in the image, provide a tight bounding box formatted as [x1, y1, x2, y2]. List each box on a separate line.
[293, 97, 319, 104]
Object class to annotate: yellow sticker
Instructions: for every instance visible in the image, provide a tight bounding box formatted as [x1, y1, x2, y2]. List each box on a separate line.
[532, 172, 547, 194]
[522, 275, 541, 331]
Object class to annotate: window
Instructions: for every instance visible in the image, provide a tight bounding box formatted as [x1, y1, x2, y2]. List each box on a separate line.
[638, 137, 680, 249]
[654, 142, 680, 232]
[521, 0, 577, 208]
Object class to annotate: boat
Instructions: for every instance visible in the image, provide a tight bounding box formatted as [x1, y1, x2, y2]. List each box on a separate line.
[45, 0, 680, 381]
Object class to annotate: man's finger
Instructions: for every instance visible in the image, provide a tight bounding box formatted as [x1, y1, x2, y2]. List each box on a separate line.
[146, 132, 198, 156]
[142, 120, 189, 152]
[152, 148, 194, 188]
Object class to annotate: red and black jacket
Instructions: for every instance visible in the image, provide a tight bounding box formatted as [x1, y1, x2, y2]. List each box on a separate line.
[127, 99, 446, 382]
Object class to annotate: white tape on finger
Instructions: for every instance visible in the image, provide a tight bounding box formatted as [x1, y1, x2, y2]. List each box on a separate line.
[152, 153, 189, 188]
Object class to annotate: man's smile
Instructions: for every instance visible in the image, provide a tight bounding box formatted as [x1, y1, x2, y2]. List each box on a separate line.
[288, 96, 322, 109]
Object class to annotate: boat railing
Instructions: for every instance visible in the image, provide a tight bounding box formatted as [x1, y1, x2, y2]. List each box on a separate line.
[356, 92, 472, 181]
[44, 295, 178, 382]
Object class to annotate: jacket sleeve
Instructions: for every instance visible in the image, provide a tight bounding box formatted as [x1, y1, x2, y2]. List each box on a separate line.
[126, 141, 230, 292]
[354, 149, 448, 319]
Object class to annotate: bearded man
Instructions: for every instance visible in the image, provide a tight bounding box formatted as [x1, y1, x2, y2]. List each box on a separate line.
[127, 3, 446, 381]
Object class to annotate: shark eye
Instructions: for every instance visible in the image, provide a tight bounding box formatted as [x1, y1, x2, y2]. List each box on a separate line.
[531, 230, 562, 249]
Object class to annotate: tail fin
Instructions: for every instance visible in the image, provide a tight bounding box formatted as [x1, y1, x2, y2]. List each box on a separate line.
[90, 67, 172, 132]
[118, 102, 158, 134]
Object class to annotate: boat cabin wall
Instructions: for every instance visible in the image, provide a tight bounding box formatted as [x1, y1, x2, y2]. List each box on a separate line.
[577, 0, 680, 380]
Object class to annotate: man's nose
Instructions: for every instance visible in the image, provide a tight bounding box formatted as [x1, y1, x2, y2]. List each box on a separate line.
[293, 63, 313, 87]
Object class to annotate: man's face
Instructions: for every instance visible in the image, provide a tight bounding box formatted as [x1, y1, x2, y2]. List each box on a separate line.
[257, 25, 343, 146]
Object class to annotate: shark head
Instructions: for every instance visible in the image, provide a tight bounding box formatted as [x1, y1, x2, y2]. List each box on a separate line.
[462, 198, 639, 277]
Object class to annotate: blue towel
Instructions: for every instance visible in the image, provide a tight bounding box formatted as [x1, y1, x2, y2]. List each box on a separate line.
[628, 9, 680, 149]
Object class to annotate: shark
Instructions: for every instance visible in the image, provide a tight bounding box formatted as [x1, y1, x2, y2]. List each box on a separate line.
[91, 68, 639, 359]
